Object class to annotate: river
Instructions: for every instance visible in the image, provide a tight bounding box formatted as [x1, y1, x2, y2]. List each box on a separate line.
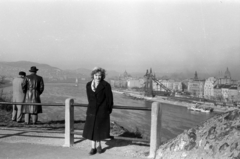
[110, 91, 219, 142]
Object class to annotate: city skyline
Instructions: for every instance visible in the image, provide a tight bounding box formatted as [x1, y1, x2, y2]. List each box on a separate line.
[0, 0, 239, 78]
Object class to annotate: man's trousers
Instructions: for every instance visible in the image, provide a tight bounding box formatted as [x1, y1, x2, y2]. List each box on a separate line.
[24, 113, 38, 124]
[12, 104, 23, 122]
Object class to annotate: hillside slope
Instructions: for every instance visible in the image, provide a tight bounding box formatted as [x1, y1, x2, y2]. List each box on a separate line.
[0, 61, 120, 80]
[0, 61, 86, 81]
[155, 109, 240, 159]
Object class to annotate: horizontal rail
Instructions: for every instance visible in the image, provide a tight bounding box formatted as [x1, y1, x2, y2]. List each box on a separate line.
[0, 102, 64, 106]
[73, 104, 151, 111]
[72, 131, 149, 142]
[112, 105, 151, 111]
[0, 102, 151, 111]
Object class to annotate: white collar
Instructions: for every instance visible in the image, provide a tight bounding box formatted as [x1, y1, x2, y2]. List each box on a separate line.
[91, 80, 99, 92]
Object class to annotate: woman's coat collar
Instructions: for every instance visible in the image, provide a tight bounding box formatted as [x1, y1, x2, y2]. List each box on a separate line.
[88, 80, 106, 93]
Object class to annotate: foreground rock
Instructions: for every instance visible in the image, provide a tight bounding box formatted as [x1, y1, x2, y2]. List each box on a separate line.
[156, 109, 240, 159]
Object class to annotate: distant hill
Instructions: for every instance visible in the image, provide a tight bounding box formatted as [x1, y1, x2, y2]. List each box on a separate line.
[0, 61, 59, 70]
[0, 61, 124, 82]
[0, 61, 87, 82]
[66, 68, 120, 79]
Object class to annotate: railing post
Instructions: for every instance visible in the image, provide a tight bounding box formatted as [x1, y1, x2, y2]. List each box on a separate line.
[148, 102, 162, 158]
[63, 98, 74, 147]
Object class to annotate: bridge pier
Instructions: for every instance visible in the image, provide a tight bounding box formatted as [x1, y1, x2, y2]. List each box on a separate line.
[144, 68, 154, 97]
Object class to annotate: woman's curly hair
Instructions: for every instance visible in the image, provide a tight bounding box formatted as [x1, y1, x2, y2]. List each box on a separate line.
[91, 67, 106, 80]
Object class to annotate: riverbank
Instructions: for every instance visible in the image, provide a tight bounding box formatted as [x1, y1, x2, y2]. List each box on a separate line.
[112, 89, 238, 113]
[150, 96, 237, 113]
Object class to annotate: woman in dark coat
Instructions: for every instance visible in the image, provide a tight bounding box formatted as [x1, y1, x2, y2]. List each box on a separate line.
[82, 67, 113, 155]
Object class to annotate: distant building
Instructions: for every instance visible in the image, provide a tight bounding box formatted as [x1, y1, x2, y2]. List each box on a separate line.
[110, 70, 131, 88]
[228, 85, 238, 102]
[188, 71, 205, 98]
[217, 67, 232, 85]
[118, 70, 132, 80]
[221, 85, 231, 100]
[153, 79, 183, 92]
[204, 77, 217, 99]
[160, 80, 174, 91]
[213, 84, 238, 102]
[181, 80, 189, 92]
[213, 85, 223, 101]
[110, 80, 127, 88]
[237, 81, 240, 102]
[172, 81, 183, 91]
[211, 67, 240, 102]
[127, 78, 145, 88]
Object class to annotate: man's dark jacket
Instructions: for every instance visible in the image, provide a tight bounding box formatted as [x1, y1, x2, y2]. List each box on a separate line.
[22, 74, 44, 114]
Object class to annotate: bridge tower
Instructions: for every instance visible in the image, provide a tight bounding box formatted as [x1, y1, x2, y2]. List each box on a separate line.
[144, 68, 154, 97]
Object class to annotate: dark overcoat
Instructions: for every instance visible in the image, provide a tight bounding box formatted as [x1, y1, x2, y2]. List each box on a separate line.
[22, 74, 44, 114]
[82, 80, 113, 141]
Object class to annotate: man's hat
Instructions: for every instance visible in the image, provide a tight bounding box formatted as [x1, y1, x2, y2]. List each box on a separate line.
[19, 71, 26, 76]
[29, 66, 39, 72]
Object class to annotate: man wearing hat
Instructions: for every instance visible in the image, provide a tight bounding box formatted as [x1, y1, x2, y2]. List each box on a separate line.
[12, 71, 26, 122]
[22, 66, 44, 125]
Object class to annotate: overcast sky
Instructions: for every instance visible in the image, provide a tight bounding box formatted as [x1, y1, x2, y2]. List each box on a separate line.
[0, 0, 239, 76]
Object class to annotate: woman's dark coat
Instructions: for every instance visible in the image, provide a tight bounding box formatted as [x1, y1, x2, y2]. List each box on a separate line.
[22, 74, 44, 114]
[83, 80, 113, 141]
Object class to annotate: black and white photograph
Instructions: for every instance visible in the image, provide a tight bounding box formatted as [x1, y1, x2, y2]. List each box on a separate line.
[0, 0, 240, 158]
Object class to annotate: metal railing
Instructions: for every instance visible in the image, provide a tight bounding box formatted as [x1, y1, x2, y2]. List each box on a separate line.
[0, 99, 162, 158]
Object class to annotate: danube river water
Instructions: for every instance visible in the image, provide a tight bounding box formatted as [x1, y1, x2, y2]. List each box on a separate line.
[1, 82, 220, 142]
[111, 91, 219, 142]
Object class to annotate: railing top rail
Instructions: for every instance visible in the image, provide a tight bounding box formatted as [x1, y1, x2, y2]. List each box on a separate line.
[0, 102, 63, 106]
[0, 102, 151, 111]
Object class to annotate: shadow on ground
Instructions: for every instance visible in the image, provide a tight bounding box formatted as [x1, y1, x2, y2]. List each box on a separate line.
[0, 109, 149, 149]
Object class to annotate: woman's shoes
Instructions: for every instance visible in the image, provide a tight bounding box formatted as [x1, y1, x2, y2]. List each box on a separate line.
[96, 146, 103, 154]
[89, 148, 97, 155]
[89, 147, 103, 155]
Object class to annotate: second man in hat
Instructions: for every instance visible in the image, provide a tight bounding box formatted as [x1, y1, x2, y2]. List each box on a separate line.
[22, 66, 44, 125]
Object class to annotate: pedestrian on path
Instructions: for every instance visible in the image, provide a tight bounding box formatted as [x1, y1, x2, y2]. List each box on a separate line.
[12, 71, 26, 122]
[22, 66, 44, 125]
[82, 67, 114, 155]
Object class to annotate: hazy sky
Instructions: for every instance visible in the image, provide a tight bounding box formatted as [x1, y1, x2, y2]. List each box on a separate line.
[0, 0, 239, 74]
